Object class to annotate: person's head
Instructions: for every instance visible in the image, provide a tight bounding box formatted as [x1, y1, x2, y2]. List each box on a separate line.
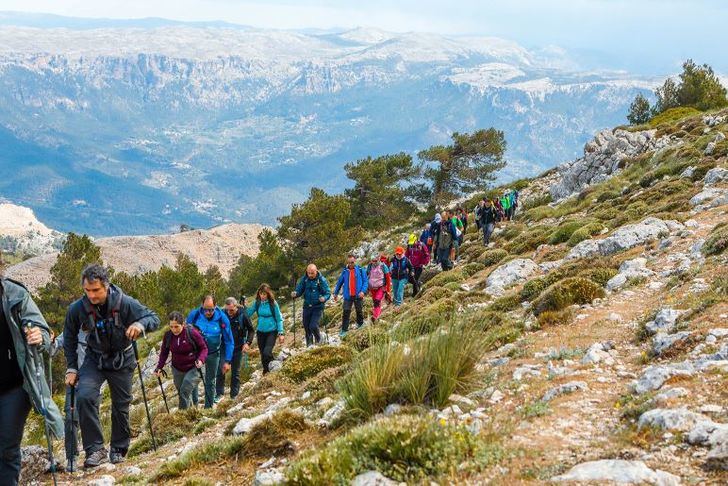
[440, 211, 448, 221]
[346, 254, 356, 268]
[485, 199, 493, 207]
[423, 223, 430, 231]
[456, 207, 463, 214]
[479, 199, 485, 207]
[434, 213, 442, 224]
[256, 283, 276, 305]
[306, 264, 319, 279]
[81, 264, 110, 305]
[379, 253, 389, 263]
[201, 295, 216, 319]
[224, 297, 239, 317]
[394, 246, 405, 259]
[370, 254, 379, 264]
[168, 311, 185, 336]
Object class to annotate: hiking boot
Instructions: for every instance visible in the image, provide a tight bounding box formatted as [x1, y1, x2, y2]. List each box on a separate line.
[83, 448, 109, 469]
[109, 449, 126, 464]
[214, 394, 223, 404]
[339, 331, 347, 338]
[65, 456, 78, 473]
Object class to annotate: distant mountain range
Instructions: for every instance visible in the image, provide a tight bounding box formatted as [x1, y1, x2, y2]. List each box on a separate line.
[0, 12, 663, 235]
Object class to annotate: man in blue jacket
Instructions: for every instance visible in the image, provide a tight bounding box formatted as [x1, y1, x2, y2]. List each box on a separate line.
[292, 263, 331, 346]
[333, 255, 368, 338]
[64, 264, 160, 468]
[186, 295, 233, 408]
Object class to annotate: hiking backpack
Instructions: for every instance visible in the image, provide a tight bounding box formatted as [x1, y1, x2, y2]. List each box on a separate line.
[163, 325, 199, 356]
[367, 263, 386, 289]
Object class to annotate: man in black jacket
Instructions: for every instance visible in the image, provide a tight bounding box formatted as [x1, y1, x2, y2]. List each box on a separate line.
[480, 199, 498, 245]
[215, 297, 254, 400]
[63, 264, 160, 468]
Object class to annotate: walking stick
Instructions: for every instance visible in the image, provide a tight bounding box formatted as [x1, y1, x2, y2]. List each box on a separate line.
[292, 291, 297, 348]
[132, 341, 157, 451]
[196, 366, 211, 407]
[157, 369, 170, 414]
[26, 326, 58, 486]
[68, 384, 77, 471]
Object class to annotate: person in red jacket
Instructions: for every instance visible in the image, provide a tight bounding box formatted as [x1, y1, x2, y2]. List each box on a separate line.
[155, 312, 208, 410]
[405, 233, 430, 297]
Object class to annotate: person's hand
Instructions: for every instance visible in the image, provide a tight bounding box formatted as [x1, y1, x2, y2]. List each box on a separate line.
[277, 335, 285, 345]
[50, 330, 56, 343]
[154, 369, 163, 377]
[291, 291, 297, 298]
[358, 292, 365, 299]
[125, 324, 142, 341]
[333, 295, 339, 303]
[24, 326, 43, 346]
[65, 372, 77, 386]
[222, 362, 231, 374]
[242, 343, 250, 353]
[195, 360, 203, 369]
[318, 296, 325, 303]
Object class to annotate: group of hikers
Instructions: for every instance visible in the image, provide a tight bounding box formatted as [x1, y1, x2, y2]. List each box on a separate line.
[0, 189, 519, 484]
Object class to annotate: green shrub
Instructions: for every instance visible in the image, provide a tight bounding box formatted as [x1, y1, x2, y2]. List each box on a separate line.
[481, 322, 523, 351]
[567, 222, 605, 246]
[280, 345, 354, 383]
[521, 193, 552, 211]
[460, 244, 487, 262]
[461, 262, 486, 277]
[244, 409, 309, 457]
[479, 249, 509, 267]
[703, 223, 728, 256]
[487, 293, 521, 312]
[417, 286, 453, 304]
[395, 299, 457, 338]
[520, 277, 551, 302]
[444, 281, 462, 292]
[285, 415, 499, 484]
[303, 365, 349, 401]
[649, 107, 701, 127]
[548, 220, 585, 245]
[467, 309, 505, 331]
[537, 308, 575, 327]
[505, 225, 551, 254]
[344, 324, 389, 351]
[533, 278, 605, 315]
[576, 267, 619, 287]
[129, 408, 204, 457]
[425, 269, 465, 288]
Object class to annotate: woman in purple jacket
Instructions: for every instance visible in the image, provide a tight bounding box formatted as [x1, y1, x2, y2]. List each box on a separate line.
[155, 312, 208, 410]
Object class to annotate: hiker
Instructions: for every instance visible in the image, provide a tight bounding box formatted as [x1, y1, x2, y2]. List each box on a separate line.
[64, 264, 160, 468]
[333, 255, 368, 337]
[405, 235, 430, 297]
[366, 254, 391, 322]
[480, 199, 499, 246]
[291, 264, 331, 347]
[50, 330, 88, 471]
[215, 297, 253, 399]
[474, 200, 485, 231]
[500, 192, 512, 221]
[449, 209, 464, 260]
[390, 246, 414, 307]
[186, 295, 233, 408]
[155, 312, 207, 410]
[419, 224, 432, 251]
[246, 284, 284, 374]
[456, 207, 469, 235]
[1, 276, 62, 483]
[429, 213, 442, 263]
[435, 211, 457, 271]
[508, 190, 519, 220]
[494, 197, 505, 222]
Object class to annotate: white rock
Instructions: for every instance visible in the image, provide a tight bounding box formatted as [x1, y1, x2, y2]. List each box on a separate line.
[352, 470, 400, 486]
[87, 476, 116, 486]
[513, 364, 542, 381]
[489, 390, 504, 404]
[582, 342, 615, 365]
[448, 394, 477, 411]
[633, 361, 695, 394]
[690, 187, 728, 207]
[485, 258, 539, 295]
[383, 404, 402, 416]
[652, 387, 689, 404]
[679, 166, 695, 179]
[567, 218, 671, 260]
[644, 308, 683, 335]
[652, 332, 692, 356]
[542, 381, 588, 402]
[233, 412, 274, 435]
[704, 167, 728, 186]
[318, 400, 346, 428]
[638, 407, 708, 432]
[124, 465, 142, 476]
[551, 459, 680, 485]
[254, 468, 285, 486]
[606, 257, 654, 291]
[709, 328, 728, 339]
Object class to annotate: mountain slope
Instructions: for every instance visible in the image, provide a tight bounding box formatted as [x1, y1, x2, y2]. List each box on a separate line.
[0, 19, 660, 234]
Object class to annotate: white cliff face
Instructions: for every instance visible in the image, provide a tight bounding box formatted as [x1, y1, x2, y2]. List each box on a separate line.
[0, 203, 65, 256]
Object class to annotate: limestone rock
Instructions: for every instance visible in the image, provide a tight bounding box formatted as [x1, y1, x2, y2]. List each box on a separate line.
[254, 468, 285, 486]
[652, 332, 692, 356]
[606, 257, 654, 291]
[19, 446, 51, 484]
[352, 471, 400, 486]
[704, 167, 728, 186]
[88, 476, 116, 486]
[485, 258, 538, 295]
[638, 407, 707, 432]
[644, 308, 683, 336]
[318, 399, 346, 428]
[690, 187, 728, 208]
[567, 218, 672, 260]
[633, 361, 695, 394]
[551, 459, 680, 485]
[542, 381, 587, 402]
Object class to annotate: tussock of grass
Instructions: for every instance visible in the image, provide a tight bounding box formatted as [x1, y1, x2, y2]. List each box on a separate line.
[548, 220, 586, 245]
[703, 222, 728, 256]
[129, 408, 204, 457]
[244, 409, 310, 457]
[537, 308, 575, 327]
[417, 286, 453, 304]
[303, 365, 349, 402]
[478, 248, 509, 267]
[425, 269, 465, 288]
[280, 345, 354, 383]
[461, 262, 486, 277]
[285, 415, 501, 485]
[343, 324, 389, 351]
[533, 277, 604, 315]
[567, 222, 606, 246]
[487, 293, 521, 313]
[394, 298, 458, 339]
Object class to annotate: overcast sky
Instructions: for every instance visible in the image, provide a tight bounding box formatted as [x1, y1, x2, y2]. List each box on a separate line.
[1, 0, 725, 74]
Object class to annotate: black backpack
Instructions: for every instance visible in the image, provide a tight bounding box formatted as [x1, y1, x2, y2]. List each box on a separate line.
[162, 325, 199, 355]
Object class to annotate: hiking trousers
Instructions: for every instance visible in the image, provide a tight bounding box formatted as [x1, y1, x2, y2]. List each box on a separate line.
[483, 223, 495, 245]
[341, 297, 364, 332]
[437, 248, 453, 271]
[370, 287, 385, 320]
[191, 351, 219, 408]
[302, 306, 323, 346]
[412, 266, 423, 296]
[392, 278, 407, 306]
[216, 347, 244, 398]
[0, 386, 31, 485]
[76, 355, 134, 455]
[257, 330, 278, 374]
[173, 366, 201, 410]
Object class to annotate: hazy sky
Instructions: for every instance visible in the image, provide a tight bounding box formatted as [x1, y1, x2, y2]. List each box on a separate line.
[2, 0, 725, 74]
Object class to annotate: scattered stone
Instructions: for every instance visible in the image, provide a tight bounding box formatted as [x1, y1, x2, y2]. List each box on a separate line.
[690, 187, 728, 208]
[652, 332, 692, 356]
[352, 470, 400, 486]
[254, 468, 285, 486]
[542, 381, 588, 402]
[704, 167, 728, 186]
[633, 361, 695, 394]
[706, 441, 728, 471]
[260, 457, 276, 469]
[699, 404, 725, 416]
[384, 404, 402, 417]
[638, 408, 708, 432]
[485, 258, 539, 295]
[709, 328, 728, 339]
[318, 400, 346, 428]
[233, 412, 274, 435]
[644, 308, 683, 336]
[551, 459, 680, 485]
[124, 465, 142, 476]
[567, 218, 673, 260]
[489, 390, 505, 404]
[513, 364, 542, 381]
[268, 360, 283, 372]
[448, 394, 477, 412]
[582, 342, 615, 365]
[494, 343, 516, 357]
[87, 476, 116, 486]
[679, 166, 695, 179]
[652, 387, 689, 404]
[19, 446, 51, 484]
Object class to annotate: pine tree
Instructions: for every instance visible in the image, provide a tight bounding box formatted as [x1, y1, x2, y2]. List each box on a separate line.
[627, 93, 652, 125]
[677, 59, 728, 111]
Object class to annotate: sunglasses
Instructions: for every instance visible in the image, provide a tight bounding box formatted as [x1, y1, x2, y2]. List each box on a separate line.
[202, 307, 215, 313]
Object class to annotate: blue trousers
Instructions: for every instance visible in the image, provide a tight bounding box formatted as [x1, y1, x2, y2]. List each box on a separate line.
[392, 278, 407, 306]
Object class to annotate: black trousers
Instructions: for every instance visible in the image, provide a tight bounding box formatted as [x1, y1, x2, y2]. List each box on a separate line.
[0, 386, 31, 485]
[302, 306, 323, 346]
[412, 266, 423, 296]
[342, 297, 364, 332]
[257, 331, 278, 374]
[76, 354, 134, 455]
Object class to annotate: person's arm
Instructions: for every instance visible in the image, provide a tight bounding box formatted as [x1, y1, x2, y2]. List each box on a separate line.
[294, 277, 305, 298]
[320, 276, 332, 302]
[156, 333, 170, 371]
[360, 267, 369, 294]
[50, 332, 64, 358]
[63, 305, 81, 374]
[19, 291, 52, 352]
[273, 303, 284, 335]
[221, 314, 234, 363]
[245, 303, 257, 318]
[185, 309, 197, 324]
[124, 295, 161, 335]
[333, 271, 344, 297]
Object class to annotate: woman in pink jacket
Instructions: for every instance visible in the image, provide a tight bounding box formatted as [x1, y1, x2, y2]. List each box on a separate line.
[405, 233, 430, 297]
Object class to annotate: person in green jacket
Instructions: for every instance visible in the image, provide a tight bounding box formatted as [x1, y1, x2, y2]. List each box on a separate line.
[500, 192, 512, 221]
[1, 277, 63, 484]
[246, 284, 284, 374]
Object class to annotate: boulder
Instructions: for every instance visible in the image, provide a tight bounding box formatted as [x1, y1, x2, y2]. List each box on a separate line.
[633, 361, 695, 394]
[485, 258, 538, 295]
[704, 167, 728, 186]
[88, 476, 116, 486]
[706, 441, 728, 471]
[644, 308, 683, 336]
[551, 459, 680, 485]
[233, 412, 273, 435]
[690, 187, 728, 208]
[352, 471, 400, 486]
[254, 468, 285, 486]
[606, 257, 654, 291]
[542, 381, 588, 402]
[318, 399, 346, 428]
[638, 407, 708, 432]
[567, 218, 671, 260]
[652, 332, 692, 356]
[582, 342, 614, 365]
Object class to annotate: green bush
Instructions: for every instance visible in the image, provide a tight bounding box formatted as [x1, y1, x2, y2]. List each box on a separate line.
[395, 298, 458, 338]
[537, 308, 575, 327]
[576, 267, 619, 287]
[567, 222, 605, 247]
[703, 223, 728, 256]
[481, 322, 523, 351]
[548, 220, 585, 245]
[244, 409, 309, 457]
[505, 225, 551, 254]
[533, 277, 605, 315]
[417, 286, 453, 304]
[425, 269, 465, 289]
[285, 415, 498, 484]
[461, 262, 486, 277]
[649, 107, 701, 127]
[487, 293, 521, 312]
[303, 365, 349, 401]
[478, 249, 509, 267]
[467, 309, 505, 330]
[521, 193, 552, 211]
[280, 345, 354, 383]
[129, 408, 204, 457]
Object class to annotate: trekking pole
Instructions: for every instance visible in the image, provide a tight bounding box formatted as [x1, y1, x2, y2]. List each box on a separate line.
[132, 341, 157, 451]
[157, 369, 170, 414]
[292, 292, 297, 348]
[25, 325, 58, 486]
[196, 366, 211, 407]
[68, 384, 76, 471]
